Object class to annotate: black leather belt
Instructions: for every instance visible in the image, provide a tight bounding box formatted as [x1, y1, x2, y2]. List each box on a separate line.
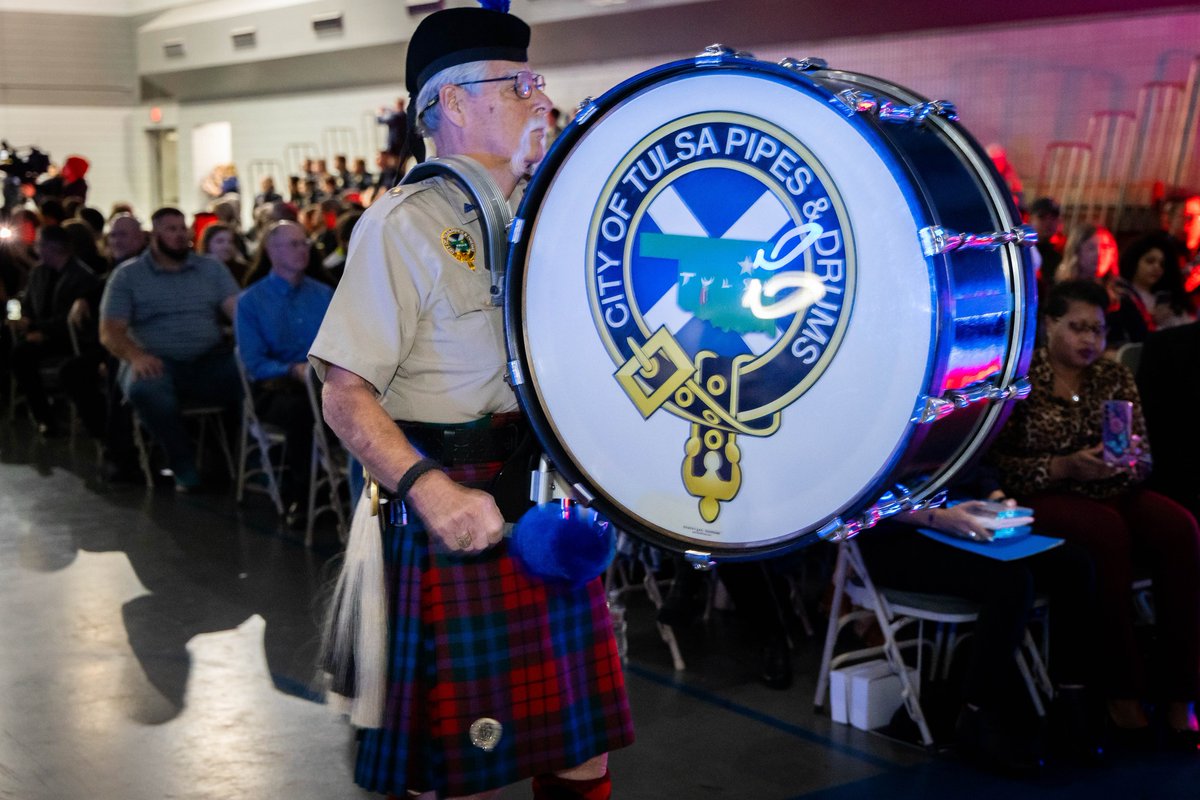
[386, 413, 536, 523]
[395, 413, 527, 467]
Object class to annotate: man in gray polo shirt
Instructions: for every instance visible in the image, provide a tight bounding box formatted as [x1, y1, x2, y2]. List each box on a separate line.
[99, 206, 241, 490]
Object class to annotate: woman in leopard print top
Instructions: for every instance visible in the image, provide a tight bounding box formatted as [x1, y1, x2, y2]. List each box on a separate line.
[989, 280, 1200, 746]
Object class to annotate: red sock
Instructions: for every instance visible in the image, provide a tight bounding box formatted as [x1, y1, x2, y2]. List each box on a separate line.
[531, 770, 611, 800]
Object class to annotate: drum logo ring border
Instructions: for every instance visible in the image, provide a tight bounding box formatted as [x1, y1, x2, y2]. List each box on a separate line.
[584, 110, 857, 524]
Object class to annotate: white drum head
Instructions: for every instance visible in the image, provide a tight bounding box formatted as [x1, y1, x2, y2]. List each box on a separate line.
[517, 68, 936, 552]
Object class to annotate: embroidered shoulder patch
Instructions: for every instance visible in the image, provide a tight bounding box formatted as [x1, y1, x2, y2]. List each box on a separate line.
[441, 227, 477, 271]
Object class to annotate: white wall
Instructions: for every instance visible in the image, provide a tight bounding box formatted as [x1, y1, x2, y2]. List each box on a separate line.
[3, 8, 1197, 222]
[0, 104, 153, 218]
[0, 0, 232, 15]
[542, 9, 1200, 199]
[175, 82, 398, 215]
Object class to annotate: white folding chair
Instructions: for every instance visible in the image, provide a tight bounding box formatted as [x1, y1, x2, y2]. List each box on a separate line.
[814, 538, 1053, 747]
[132, 404, 237, 488]
[304, 364, 348, 547]
[234, 351, 287, 514]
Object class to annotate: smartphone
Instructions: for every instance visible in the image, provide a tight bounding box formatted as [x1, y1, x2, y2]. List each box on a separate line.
[5, 298, 21, 321]
[1102, 399, 1133, 466]
[971, 500, 1034, 520]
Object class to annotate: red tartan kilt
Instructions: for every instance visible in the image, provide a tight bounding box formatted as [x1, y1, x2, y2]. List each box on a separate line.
[359, 526, 634, 797]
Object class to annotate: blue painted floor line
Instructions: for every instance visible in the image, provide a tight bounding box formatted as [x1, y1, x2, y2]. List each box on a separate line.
[625, 662, 901, 771]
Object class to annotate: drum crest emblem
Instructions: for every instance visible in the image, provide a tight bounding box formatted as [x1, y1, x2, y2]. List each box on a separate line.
[586, 112, 856, 523]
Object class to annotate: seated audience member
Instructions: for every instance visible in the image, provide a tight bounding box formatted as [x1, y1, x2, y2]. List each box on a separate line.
[247, 200, 298, 247]
[375, 149, 401, 191]
[988, 279, 1200, 748]
[8, 224, 101, 436]
[62, 197, 85, 221]
[211, 198, 242, 232]
[0, 234, 33, 398]
[108, 202, 136, 221]
[38, 198, 67, 228]
[1137, 320, 1200, 519]
[199, 222, 250, 286]
[254, 176, 283, 208]
[76, 206, 106, 239]
[1057, 223, 1118, 284]
[287, 175, 304, 205]
[320, 175, 341, 204]
[321, 210, 362, 284]
[1028, 196, 1062, 292]
[10, 208, 43, 254]
[348, 157, 372, 192]
[858, 466, 1099, 770]
[62, 213, 148, 475]
[299, 177, 323, 206]
[1160, 194, 1199, 270]
[332, 155, 352, 190]
[235, 221, 333, 524]
[103, 213, 147, 272]
[1107, 233, 1195, 349]
[99, 207, 242, 491]
[61, 218, 108, 275]
[0, 233, 31, 303]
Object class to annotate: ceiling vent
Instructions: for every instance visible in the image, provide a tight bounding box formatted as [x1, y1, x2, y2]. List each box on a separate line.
[311, 12, 345, 36]
[405, 0, 443, 13]
[163, 39, 185, 58]
[231, 27, 257, 50]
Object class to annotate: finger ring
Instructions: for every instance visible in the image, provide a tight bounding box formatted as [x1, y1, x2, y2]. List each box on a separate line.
[456, 531, 473, 548]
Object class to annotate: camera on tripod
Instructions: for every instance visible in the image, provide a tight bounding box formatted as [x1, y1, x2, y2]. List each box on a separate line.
[1, 141, 51, 210]
[0, 141, 50, 183]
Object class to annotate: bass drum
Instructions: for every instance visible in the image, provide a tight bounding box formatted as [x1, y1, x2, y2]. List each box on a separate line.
[505, 50, 1036, 560]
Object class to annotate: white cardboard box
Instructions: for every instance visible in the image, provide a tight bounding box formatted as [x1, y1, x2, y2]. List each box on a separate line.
[829, 659, 917, 731]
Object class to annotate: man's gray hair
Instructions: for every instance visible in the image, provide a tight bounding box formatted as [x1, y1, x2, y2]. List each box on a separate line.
[414, 60, 492, 137]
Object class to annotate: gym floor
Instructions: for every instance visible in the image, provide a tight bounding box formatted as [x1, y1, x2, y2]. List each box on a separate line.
[2, 418, 1198, 799]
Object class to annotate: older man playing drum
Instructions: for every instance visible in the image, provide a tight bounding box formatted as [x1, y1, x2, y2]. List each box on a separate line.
[309, 5, 634, 799]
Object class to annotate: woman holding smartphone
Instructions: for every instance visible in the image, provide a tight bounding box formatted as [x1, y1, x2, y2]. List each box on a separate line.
[989, 279, 1200, 749]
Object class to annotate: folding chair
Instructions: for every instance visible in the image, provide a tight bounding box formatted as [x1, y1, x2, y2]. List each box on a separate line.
[234, 351, 287, 514]
[814, 538, 1053, 747]
[304, 364, 348, 547]
[128, 361, 238, 488]
[604, 535, 688, 671]
[7, 322, 81, 436]
[1116, 342, 1144, 377]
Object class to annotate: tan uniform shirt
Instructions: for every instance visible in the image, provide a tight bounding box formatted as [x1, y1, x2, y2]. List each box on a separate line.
[309, 176, 518, 423]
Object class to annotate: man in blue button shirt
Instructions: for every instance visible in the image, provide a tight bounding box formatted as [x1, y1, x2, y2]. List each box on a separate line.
[100, 207, 242, 491]
[236, 220, 333, 521]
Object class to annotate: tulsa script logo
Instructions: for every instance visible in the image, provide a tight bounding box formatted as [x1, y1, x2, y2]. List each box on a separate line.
[587, 112, 856, 525]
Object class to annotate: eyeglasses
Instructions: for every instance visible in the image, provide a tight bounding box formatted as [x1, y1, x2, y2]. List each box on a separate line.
[420, 70, 546, 118]
[1057, 319, 1107, 337]
[457, 70, 546, 99]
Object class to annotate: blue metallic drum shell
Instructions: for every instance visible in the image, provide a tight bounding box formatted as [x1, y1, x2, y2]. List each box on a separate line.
[505, 56, 1036, 560]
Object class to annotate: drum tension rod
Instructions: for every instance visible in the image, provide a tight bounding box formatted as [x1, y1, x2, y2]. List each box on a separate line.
[695, 43, 756, 64]
[919, 224, 1037, 257]
[835, 89, 959, 125]
[778, 56, 828, 72]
